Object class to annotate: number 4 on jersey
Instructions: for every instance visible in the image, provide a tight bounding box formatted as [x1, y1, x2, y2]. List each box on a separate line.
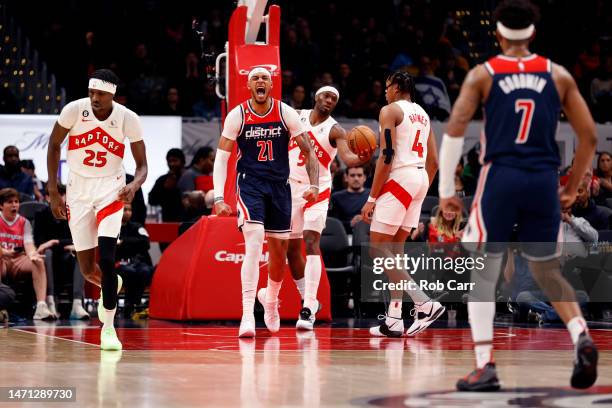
[411, 129, 424, 158]
[515, 99, 535, 144]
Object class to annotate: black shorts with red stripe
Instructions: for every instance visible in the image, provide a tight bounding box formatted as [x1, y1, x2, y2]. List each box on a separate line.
[236, 172, 291, 233]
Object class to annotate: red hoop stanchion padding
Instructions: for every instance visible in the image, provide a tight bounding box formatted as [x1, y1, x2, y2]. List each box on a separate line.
[149, 215, 332, 321]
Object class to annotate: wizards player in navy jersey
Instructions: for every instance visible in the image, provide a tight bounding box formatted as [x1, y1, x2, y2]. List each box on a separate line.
[438, 0, 598, 392]
[213, 67, 319, 338]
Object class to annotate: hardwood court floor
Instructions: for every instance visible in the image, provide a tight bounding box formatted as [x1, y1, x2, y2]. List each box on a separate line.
[1, 319, 612, 407]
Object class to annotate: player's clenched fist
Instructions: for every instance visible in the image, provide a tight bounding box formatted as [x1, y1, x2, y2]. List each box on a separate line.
[214, 201, 232, 216]
[49, 190, 67, 220]
[302, 186, 318, 202]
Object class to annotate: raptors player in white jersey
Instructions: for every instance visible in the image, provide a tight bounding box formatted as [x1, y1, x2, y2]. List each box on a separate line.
[47, 69, 148, 350]
[361, 71, 444, 337]
[257, 86, 369, 330]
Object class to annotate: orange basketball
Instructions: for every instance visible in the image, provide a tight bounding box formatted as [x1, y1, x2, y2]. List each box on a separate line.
[347, 125, 377, 155]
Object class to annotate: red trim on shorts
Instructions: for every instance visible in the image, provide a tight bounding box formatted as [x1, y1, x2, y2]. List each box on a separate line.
[96, 201, 124, 226]
[379, 179, 413, 209]
[304, 188, 331, 210]
[236, 186, 250, 221]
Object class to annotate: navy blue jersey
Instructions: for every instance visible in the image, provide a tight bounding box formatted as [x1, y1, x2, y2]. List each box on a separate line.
[482, 54, 561, 170]
[235, 98, 291, 182]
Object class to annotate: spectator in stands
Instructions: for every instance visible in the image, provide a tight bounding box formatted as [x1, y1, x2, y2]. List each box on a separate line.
[590, 55, 612, 123]
[352, 80, 386, 119]
[178, 146, 215, 193]
[0, 188, 55, 319]
[572, 179, 610, 230]
[20, 160, 43, 202]
[125, 174, 146, 225]
[289, 85, 307, 110]
[192, 82, 221, 120]
[281, 70, 296, 103]
[0, 146, 34, 200]
[437, 52, 467, 103]
[330, 157, 345, 192]
[415, 56, 451, 120]
[594, 152, 612, 205]
[454, 158, 476, 197]
[428, 207, 463, 243]
[157, 87, 191, 116]
[0, 282, 15, 323]
[335, 63, 356, 115]
[561, 205, 599, 256]
[116, 202, 154, 318]
[148, 148, 186, 222]
[329, 166, 370, 233]
[34, 184, 88, 319]
[506, 250, 588, 324]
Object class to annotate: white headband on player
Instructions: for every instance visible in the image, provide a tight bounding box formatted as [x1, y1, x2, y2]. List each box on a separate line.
[88, 78, 117, 95]
[496, 21, 535, 40]
[315, 86, 339, 99]
[247, 67, 272, 81]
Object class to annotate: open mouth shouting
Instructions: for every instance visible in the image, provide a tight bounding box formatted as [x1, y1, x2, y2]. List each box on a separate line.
[256, 86, 266, 96]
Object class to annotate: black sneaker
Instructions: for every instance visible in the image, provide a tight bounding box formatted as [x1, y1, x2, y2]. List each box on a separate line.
[571, 332, 598, 389]
[296, 300, 320, 331]
[456, 362, 501, 392]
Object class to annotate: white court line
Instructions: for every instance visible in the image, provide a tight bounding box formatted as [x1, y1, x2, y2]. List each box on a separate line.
[11, 328, 100, 348]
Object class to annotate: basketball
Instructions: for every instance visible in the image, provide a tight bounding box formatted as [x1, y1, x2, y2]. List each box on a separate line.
[347, 125, 377, 155]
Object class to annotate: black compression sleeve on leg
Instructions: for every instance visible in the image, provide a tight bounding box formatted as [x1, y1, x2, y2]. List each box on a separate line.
[99, 236, 118, 310]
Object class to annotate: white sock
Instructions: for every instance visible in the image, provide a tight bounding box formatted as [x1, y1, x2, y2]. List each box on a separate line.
[304, 255, 321, 310]
[468, 302, 496, 368]
[567, 316, 588, 345]
[46, 295, 55, 306]
[241, 224, 265, 316]
[475, 343, 493, 368]
[36, 301, 46, 308]
[103, 308, 116, 329]
[387, 300, 402, 319]
[404, 283, 430, 304]
[294, 278, 305, 300]
[73, 299, 83, 307]
[266, 277, 282, 304]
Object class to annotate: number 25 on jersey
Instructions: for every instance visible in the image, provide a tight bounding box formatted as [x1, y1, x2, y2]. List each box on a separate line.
[83, 150, 107, 167]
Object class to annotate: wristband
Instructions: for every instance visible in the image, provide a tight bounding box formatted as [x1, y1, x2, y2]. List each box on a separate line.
[309, 185, 319, 190]
[367, 195, 376, 203]
[214, 196, 225, 204]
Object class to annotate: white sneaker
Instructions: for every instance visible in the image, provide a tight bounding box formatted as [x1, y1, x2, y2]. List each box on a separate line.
[369, 315, 404, 337]
[98, 275, 123, 325]
[257, 288, 280, 333]
[70, 300, 90, 320]
[405, 301, 445, 336]
[47, 303, 60, 319]
[296, 300, 320, 331]
[33, 302, 53, 320]
[238, 314, 256, 338]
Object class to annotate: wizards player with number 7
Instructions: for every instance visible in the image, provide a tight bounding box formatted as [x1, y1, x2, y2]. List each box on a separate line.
[213, 67, 319, 337]
[438, 0, 598, 392]
[47, 69, 148, 350]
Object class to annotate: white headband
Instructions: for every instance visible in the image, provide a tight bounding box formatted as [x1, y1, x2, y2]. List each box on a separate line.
[88, 78, 117, 95]
[496, 21, 535, 40]
[315, 86, 339, 99]
[248, 67, 272, 81]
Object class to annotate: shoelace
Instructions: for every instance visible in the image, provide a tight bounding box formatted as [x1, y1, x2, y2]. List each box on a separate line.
[376, 314, 402, 321]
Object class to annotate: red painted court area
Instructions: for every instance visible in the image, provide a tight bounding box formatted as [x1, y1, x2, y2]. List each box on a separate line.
[19, 325, 612, 351]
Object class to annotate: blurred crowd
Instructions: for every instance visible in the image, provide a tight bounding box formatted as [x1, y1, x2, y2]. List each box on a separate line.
[3, 0, 610, 122]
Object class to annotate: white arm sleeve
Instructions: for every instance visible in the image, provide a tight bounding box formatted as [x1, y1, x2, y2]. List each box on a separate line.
[280, 102, 306, 137]
[23, 219, 34, 244]
[213, 149, 231, 202]
[221, 106, 243, 141]
[438, 133, 465, 199]
[57, 100, 79, 129]
[123, 109, 143, 142]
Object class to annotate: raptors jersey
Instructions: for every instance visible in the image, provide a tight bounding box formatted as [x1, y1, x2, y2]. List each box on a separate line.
[390, 100, 430, 173]
[0, 214, 27, 250]
[288, 110, 338, 190]
[483, 54, 561, 169]
[57, 98, 143, 178]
